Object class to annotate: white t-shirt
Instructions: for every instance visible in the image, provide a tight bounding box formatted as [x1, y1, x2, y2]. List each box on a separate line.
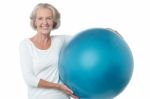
[19, 35, 71, 99]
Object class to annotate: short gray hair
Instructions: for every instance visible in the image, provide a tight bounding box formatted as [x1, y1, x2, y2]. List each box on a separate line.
[30, 3, 61, 30]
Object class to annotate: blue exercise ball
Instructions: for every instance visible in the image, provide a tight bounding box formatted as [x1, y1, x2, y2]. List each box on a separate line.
[59, 28, 133, 99]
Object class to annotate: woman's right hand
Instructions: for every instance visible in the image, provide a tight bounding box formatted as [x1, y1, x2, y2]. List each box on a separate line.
[59, 84, 79, 99]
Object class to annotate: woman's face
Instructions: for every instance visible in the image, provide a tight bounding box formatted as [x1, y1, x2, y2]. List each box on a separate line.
[35, 8, 54, 34]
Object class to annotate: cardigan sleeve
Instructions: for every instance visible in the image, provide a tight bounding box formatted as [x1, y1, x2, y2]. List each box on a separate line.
[19, 40, 40, 87]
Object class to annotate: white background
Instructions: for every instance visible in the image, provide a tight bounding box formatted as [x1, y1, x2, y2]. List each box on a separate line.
[0, 0, 149, 99]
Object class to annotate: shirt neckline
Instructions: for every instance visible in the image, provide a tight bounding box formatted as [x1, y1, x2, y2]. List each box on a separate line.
[27, 36, 54, 52]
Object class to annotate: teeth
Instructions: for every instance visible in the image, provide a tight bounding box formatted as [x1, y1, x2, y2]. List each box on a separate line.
[42, 26, 49, 29]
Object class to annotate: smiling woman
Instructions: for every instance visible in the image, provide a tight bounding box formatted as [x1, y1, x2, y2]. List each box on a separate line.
[19, 3, 78, 99]
[30, 3, 60, 30]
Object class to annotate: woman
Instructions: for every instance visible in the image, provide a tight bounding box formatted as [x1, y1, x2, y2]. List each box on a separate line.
[19, 3, 78, 99]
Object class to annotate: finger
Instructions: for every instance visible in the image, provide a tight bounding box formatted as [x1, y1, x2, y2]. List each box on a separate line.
[64, 85, 73, 94]
[66, 89, 74, 95]
[70, 94, 79, 99]
[66, 91, 72, 95]
[66, 88, 73, 94]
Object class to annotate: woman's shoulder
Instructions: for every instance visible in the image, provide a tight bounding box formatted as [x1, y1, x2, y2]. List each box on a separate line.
[52, 35, 72, 45]
[20, 38, 30, 45]
[52, 35, 72, 41]
[52, 35, 71, 39]
[19, 38, 32, 49]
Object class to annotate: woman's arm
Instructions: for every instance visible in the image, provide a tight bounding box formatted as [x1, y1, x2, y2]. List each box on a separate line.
[19, 40, 40, 87]
[19, 40, 78, 99]
[38, 79, 78, 99]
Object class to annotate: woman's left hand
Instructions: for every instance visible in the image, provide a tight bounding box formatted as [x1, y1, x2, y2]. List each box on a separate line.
[59, 84, 79, 99]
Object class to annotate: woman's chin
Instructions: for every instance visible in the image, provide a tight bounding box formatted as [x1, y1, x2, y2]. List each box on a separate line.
[41, 30, 51, 35]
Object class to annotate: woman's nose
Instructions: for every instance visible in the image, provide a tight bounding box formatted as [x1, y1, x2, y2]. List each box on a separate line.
[42, 19, 48, 25]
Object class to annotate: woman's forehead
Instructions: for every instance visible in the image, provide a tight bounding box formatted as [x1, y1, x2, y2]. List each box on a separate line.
[36, 8, 53, 16]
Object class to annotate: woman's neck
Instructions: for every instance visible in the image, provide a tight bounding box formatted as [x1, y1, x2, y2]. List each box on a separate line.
[31, 33, 51, 46]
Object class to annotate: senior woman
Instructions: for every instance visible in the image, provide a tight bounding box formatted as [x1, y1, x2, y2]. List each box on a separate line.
[19, 3, 78, 99]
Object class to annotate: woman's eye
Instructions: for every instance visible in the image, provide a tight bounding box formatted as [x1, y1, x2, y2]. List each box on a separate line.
[38, 17, 42, 20]
[47, 17, 52, 20]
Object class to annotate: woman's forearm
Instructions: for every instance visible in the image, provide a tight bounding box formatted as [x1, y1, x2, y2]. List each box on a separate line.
[38, 79, 78, 99]
[38, 79, 60, 89]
